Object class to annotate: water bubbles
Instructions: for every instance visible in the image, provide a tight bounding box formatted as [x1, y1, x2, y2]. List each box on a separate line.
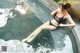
[0, 39, 55, 53]
[15, 0, 29, 15]
[0, 8, 15, 28]
[36, 46, 52, 53]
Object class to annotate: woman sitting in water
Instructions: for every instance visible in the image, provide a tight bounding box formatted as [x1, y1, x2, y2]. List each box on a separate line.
[22, 3, 75, 43]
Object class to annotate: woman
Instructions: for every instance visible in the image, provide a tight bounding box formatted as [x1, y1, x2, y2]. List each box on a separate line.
[22, 3, 75, 43]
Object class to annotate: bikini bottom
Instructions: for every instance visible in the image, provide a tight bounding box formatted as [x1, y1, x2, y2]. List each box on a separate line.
[49, 20, 58, 28]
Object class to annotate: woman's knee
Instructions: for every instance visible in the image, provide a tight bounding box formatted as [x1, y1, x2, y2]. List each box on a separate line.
[36, 26, 44, 31]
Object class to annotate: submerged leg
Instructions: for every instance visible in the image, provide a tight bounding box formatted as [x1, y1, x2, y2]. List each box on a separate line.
[22, 26, 44, 42]
[22, 21, 56, 42]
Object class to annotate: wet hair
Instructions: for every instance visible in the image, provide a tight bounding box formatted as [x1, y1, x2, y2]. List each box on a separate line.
[60, 3, 71, 9]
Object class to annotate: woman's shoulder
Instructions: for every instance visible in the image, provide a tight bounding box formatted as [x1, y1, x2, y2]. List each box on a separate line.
[64, 11, 69, 18]
[57, 7, 60, 11]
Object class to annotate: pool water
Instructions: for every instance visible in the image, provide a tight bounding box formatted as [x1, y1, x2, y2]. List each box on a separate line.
[0, 0, 78, 53]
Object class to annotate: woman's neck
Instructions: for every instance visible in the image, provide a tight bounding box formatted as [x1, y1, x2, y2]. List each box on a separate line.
[61, 8, 66, 14]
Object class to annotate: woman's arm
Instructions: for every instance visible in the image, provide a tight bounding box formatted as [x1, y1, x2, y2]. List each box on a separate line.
[59, 14, 75, 27]
[50, 8, 58, 16]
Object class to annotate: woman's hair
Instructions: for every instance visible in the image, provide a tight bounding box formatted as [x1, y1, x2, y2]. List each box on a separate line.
[60, 3, 71, 9]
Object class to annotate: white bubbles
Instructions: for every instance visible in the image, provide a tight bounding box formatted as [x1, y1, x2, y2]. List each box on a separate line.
[15, 0, 29, 15]
[15, 5, 29, 15]
[7, 40, 16, 52]
[36, 46, 52, 53]
[0, 39, 7, 46]
[0, 39, 34, 53]
[0, 8, 15, 28]
[0, 39, 55, 53]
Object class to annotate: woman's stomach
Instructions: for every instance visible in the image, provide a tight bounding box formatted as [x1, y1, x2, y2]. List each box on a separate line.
[51, 19, 60, 27]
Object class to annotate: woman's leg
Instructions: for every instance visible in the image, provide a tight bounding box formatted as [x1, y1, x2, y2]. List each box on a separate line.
[22, 21, 56, 42]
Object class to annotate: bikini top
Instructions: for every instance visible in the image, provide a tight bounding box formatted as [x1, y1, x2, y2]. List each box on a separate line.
[53, 12, 66, 24]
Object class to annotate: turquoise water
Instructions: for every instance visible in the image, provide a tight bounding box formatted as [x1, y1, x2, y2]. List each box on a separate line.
[0, 9, 53, 48]
[0, 0, 78, 53]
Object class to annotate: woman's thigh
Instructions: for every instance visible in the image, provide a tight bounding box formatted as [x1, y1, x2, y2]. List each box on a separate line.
[40, 21, 57, 30]
[43, 25, 56, 30]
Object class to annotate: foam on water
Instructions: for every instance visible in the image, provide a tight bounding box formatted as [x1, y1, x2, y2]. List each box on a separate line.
[15, 0, 29, 15]
[55, 35, 73, 53]
[0, 36, 73, 53]
[0, 39, 55, 53]
[0, 8, 16, 28]
[15, 5, 29, 15]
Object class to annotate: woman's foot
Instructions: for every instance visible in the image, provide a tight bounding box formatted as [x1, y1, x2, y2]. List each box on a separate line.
[21, 39, 27, 42]
[21, 38, 33, 43]
[21, 39, 32, 44]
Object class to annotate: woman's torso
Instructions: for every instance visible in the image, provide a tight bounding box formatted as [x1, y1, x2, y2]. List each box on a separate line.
[51, 8, 67, 27]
